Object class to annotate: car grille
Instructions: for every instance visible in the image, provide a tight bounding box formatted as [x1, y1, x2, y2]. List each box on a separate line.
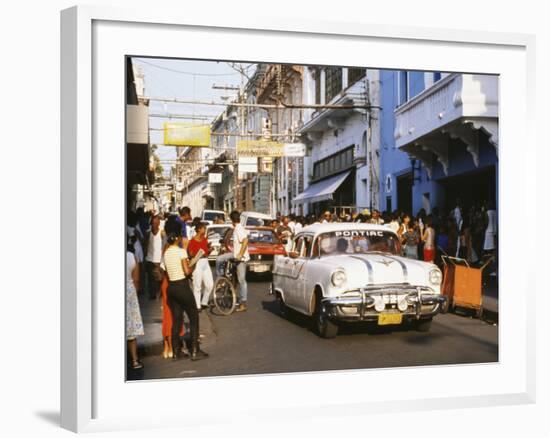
[249, 254, 274, 261]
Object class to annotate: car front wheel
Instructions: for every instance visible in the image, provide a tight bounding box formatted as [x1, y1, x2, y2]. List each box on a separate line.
[314, 297, 338, 339]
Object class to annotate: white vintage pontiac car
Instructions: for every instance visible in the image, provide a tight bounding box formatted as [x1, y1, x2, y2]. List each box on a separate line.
[271, 223, 448, 338]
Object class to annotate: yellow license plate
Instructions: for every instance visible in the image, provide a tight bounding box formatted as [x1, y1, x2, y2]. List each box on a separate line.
[378, 313, 403, 325]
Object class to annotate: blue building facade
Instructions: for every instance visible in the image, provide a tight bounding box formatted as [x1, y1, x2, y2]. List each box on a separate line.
[378, 70, 499, 218]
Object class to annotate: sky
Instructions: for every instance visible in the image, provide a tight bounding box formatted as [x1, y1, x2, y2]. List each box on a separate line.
[132, 57, 256, 176]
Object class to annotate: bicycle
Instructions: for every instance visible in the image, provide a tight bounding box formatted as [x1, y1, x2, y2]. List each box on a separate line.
[212, 258, 241, 315]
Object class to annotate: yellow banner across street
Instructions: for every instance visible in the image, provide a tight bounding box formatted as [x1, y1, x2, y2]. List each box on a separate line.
[236, 140, 286, 157]
[163, 122, 211, 147]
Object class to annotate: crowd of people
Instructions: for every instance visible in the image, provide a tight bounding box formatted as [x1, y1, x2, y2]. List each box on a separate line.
[125, 207, 250, 370]
[125, 199, 497, 370]
[269, 199, 497, 267]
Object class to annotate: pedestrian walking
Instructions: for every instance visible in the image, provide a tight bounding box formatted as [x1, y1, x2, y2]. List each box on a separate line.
[145, 215, 163, 300]
[422, 216, 436, 263]
[369, 209, 385, 225]
[126, 235, 144, 370]
[483, 201, 497, 254]
[159, 274, 185, 359]
[177, 206, 192, 249]
[457, 217, 478, 264]
[163, 219, 208, 361]
[397, 214, 411, 243]
[187, 222, 214, 311]
[387, 212, 400, 233]
[216, 211, 250, 312]
[402, 221, 420, 259]
[276, 216, 293, 253]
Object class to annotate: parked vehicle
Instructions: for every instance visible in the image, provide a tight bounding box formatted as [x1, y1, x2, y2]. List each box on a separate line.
[271, 223, 448, 338]
[239, 211, 275, 227]
[202, 209, 226, 225]
[222, 226, 286, 274]
[206, 224, 233, 262]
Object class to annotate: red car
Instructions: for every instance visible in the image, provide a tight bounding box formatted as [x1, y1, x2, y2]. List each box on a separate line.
[222, 226, 287, 274]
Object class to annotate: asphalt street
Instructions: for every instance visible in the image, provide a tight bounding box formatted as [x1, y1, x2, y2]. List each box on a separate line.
[129, 273, 498, 381]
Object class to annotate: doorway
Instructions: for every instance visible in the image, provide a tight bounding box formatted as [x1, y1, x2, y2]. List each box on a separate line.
[439, 165, 496, 212]
[396, 172, 413, 214]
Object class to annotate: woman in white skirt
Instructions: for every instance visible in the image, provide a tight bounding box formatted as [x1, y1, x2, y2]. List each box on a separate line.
[126, 237, 145, 370]
[187, 222, 214, 310]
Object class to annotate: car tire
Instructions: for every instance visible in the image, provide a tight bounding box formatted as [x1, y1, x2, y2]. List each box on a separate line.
[313, 295, 338, 339]
[277, 293, 289, 319]
[415, 318, 432, 332]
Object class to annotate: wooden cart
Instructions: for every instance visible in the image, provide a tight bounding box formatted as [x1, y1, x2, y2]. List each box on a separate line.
[441, 255, 493, 318]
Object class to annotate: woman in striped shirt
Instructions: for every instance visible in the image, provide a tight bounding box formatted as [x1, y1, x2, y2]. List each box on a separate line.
[163, 218, 209, 361]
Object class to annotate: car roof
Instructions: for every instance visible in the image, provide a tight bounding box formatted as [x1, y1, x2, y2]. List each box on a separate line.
[241, 211, 273, 219]
[299, 222, 396, 237]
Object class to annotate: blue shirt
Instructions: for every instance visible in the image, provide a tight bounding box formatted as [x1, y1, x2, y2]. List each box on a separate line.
[176, 216, 188, 238]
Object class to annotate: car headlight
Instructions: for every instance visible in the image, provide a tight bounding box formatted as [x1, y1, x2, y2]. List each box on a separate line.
[397, 298, 408, 312]
[374, 296, 386, 312]
[331, 270, 347, 287]
[429, 268, 443, 285]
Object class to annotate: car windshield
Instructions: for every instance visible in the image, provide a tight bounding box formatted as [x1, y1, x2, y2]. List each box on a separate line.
[246, 217, 274, 226]
[204, 212, 224, 221]
[248, 229, 280, 244]
[207, 226, 231, 240]
[314, 230, 401, 257]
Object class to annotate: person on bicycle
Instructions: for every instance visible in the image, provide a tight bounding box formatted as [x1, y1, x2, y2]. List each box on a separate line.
[215, 210, 249, 312]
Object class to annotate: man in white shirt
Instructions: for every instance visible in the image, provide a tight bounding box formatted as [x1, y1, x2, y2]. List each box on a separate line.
[294, 217, 303, 234]
[215, 210, 250, 312]
[145, 215, 163, 300]
[453, 199, 462, 231]
[369, 209, 385, 225]
[288, 214, 296, 234]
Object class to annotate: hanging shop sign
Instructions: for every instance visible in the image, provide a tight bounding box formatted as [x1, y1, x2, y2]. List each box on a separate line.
[236, 140, 306, 158]
[283, 143, 306, 157]
[238, 156, 258, 173]
[208, 173, 223, 184]
[259, 157, 273, 173]
[163, 122, 211, 147]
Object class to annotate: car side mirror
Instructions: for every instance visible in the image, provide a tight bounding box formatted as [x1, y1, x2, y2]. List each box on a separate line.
[288, 251, 299, 259]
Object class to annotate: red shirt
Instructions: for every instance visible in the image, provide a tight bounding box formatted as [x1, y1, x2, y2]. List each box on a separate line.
[187, 237, 209, 258]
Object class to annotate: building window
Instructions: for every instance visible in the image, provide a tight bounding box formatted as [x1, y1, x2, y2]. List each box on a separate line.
[398, 71, 409, 105]
[433, 72, 442, 82]
[325, 67, 342, 103]
[314, 69, 321, 105]
[348, 68, 366, 86]
[312, 146, 354, 181]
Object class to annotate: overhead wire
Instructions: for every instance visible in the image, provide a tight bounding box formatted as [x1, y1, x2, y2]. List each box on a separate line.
[134, 58, 255, 77]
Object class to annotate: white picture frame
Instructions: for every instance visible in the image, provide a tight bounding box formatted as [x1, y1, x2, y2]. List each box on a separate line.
[61, 5, 536, 433]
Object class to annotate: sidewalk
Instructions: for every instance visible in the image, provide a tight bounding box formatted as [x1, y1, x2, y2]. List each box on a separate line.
[136, 292, 216, 357]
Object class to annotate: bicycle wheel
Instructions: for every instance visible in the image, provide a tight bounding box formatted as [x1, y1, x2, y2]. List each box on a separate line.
[213, 277, 237, 315]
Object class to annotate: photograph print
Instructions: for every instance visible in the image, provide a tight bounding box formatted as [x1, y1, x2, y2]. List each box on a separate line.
[125, 57, 499, 380]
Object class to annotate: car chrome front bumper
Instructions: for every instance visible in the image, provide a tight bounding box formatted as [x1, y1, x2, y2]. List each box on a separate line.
[322, 287, 448, 322]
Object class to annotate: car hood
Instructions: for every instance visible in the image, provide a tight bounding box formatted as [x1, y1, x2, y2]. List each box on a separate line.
[319, 253, 435, 288]
[227, 243, 286, 255]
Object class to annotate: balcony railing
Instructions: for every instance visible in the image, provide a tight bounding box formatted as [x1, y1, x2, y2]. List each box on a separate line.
[394, 74, 498, 150]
